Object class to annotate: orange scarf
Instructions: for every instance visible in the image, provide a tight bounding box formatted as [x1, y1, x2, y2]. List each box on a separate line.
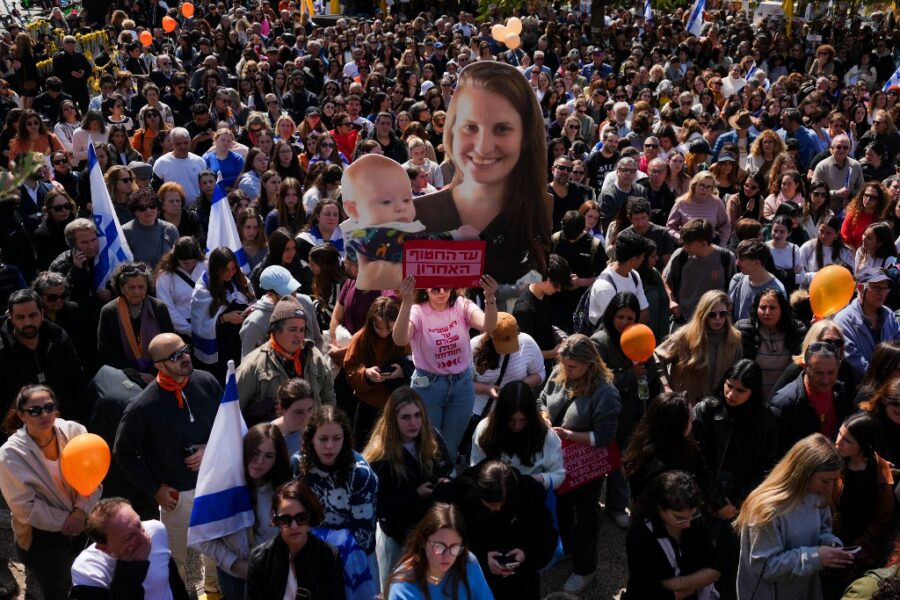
[157, 371, 189, 408]
[270, 335, 303, 376]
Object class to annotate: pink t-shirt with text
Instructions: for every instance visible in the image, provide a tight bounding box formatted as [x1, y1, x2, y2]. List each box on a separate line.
[409, 298, 478, 375]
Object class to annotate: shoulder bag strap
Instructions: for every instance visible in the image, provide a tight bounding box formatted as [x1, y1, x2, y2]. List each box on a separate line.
[749, 556, 770, 600]
[551, 393, 580, 428]
[173, 269, 196, 290]
[481, 354, 511, 417]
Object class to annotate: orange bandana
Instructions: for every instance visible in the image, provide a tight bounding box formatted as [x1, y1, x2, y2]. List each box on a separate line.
[270, 335, 303, 376]
[157, 371, 188, 408]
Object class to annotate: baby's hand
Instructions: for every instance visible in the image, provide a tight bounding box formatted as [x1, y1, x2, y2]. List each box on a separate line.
[453, 225, 481, 240]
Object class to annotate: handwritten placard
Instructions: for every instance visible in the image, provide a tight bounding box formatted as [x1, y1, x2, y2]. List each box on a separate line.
[556, 440, 621, 495]
[402, 240, 487, 289]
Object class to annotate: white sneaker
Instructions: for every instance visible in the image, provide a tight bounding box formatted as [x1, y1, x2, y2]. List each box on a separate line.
[609, 510, 630, 528]
[563, 570, 596, 594]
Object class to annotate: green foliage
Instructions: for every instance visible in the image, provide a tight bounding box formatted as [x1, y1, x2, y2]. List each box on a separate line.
[0, 154, 45, 204]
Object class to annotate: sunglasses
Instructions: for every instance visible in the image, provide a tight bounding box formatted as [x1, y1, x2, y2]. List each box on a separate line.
[319, 143, 335, 148]
[43, 291, 69, 301]
[52, 159, 68, 165]
[707, 310, 730, 319]
[119, 178, 134, 184]
[643, 143, 659, 149]
[572, 170, 585, 175]
[134, 203, 158, 212]
[429, 287, 449, 293]
[820, 338, 844, 348]
[273, 511, 311, 528]
[555, 165, 572, 171]
[50, 204, 71, 212]
[22, 402, 58, 417]
[165, 344, 191, 362]
[811, 190, 827, 197]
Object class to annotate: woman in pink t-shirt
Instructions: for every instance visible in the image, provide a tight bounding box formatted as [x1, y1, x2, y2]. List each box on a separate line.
[393, 275, 499, 461]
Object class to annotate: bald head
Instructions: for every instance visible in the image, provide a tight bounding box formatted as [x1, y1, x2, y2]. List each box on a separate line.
[149, 333, 185, 362]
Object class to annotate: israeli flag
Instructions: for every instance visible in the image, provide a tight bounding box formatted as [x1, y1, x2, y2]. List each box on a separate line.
[187, 361, 254, 546]
[89, 144, 133, 289]
[746, 62, 757, 79]
[686, 0, 705, 37]
[883, 63, 900, 92]
[206, 176, 250, 273]
[644, 0, 652, 23]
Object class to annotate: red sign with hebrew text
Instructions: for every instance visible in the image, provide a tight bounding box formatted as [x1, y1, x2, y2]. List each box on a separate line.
[556, 440, 621, 495]
[402, 240, 487, 289]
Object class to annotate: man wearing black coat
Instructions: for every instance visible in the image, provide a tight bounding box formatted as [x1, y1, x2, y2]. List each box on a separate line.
[0, 289, 86, 423]
[52, 36, 93, 112]
[281, 72, 319, 123]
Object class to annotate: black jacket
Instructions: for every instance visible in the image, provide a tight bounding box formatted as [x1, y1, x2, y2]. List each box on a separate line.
[370, 428, 453, 542]
[49, 249, 106, 323]
[97, 296, 175, 380]
[734, 318, 807, 361]
[691, 396, 777, 507]
[769, 373, 853, 458]
[33, 217, 72, 271]
[433, 462, 557, 600]
[113, 370, 220, 496]
[0, 198, 39, 281]
[0, 317, 86, 421]
[244, 533, 345, 600]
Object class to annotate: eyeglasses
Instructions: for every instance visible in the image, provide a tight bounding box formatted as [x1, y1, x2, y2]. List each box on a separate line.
[22, 402, 58, 417]
[43, 292, 68, 301]
[707, 310, 730, 319]
[50, 204, 71, 212]
[427, 540, 465, 557]
[697, 183, 715, 191]
[134, 203, 158, 212]
[572, 170, 585, 176]
[672, 510, 702, 526]
[273, 511, 311, 528]
[618, 167, 636, 174]
[165, 344, 191, 362]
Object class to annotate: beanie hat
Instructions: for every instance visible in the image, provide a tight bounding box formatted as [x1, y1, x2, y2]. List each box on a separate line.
[270, 295, 306, 326]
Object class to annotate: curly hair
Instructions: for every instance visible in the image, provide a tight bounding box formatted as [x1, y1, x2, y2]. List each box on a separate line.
[299, 406, 355, 485]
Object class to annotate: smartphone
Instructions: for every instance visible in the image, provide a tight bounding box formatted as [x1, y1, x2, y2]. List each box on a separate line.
[843, 546, 862, 554]
[496, 553, 519, 568]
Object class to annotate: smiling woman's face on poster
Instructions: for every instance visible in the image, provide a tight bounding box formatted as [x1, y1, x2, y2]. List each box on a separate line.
[343, 61, 551, 291]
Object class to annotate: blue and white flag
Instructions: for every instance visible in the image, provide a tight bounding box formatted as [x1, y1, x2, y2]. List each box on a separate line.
[89, 143, 133, 289]
[187, 361, 254, 547]
[644, 0, 652, 23]
[206, 176, 250, 273]
[883, 63, 900, 92]
[686, 0, 705, 37]
[746, 62, 757, 79]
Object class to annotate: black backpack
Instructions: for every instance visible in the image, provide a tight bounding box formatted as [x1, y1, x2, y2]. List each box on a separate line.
[572, 270, 639, 336]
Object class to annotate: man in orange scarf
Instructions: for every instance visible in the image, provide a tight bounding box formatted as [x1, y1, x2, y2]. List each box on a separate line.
[236, 296, 336, 427]
[113, 332, 221, 592]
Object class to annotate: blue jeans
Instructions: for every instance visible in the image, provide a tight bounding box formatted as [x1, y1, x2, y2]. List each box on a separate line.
[216, 566, 245, 600]
[376, 523, 404, 590]
[411, 366, 475, 462]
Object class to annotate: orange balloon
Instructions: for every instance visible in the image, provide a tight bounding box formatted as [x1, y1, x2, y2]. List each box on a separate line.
[620, 324, 656, 363]
[809, 264, 855, 318]
[60, 433, 110, 497]
[162, 15, 177, 33]
[181, 3, 194, 18]
[139, 30, 153, 47]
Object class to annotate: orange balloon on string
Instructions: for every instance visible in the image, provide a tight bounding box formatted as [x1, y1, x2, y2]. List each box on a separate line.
[620, 324, 656, 363]
[162, 16, 177, 33]
[139, 30, 153, 47]
[60, 433, 110, 497]
[181, 3, 194, 18]
[809, 264, 855, 318]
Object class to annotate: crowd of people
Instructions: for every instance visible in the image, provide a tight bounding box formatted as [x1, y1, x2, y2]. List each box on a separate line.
[0, 0, 899, 598]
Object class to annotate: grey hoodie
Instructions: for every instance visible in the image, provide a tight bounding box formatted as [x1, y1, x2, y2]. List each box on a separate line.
[239, 293, 321, 359]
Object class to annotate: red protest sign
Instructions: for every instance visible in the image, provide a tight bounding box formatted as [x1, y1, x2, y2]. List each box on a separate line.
[402, 240, 487, 289]
[556, 440, 621, 495]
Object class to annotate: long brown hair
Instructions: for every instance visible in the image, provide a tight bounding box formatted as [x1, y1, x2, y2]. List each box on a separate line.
[443, 61, 550, 275]
[207, 247, 253, 316]
[553, 334, 613, 398]
[299, 406, 355, 484]
[355, 296, 407, 366]
[387, 503, 471, 600]
[363, 387, 441, 483]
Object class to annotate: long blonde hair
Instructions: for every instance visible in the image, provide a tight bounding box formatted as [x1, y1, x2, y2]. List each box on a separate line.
[734, 433, 841, 531]
[675, 170, 717, 206]
[362, 387, 441, 483]
[668, 290, 740, 371]
[553, 334, 613, 398]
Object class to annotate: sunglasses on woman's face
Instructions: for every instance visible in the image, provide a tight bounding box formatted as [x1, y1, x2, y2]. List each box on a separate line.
[273, 511, 310, 528]
[22, 402, 57, 417]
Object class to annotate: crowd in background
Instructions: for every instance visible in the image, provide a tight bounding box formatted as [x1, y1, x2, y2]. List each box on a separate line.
[0, 0, 898, 598]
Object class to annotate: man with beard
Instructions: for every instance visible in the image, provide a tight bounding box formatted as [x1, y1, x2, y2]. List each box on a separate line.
[549, 157, 591, 231]
[0, 289, 85, 423]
